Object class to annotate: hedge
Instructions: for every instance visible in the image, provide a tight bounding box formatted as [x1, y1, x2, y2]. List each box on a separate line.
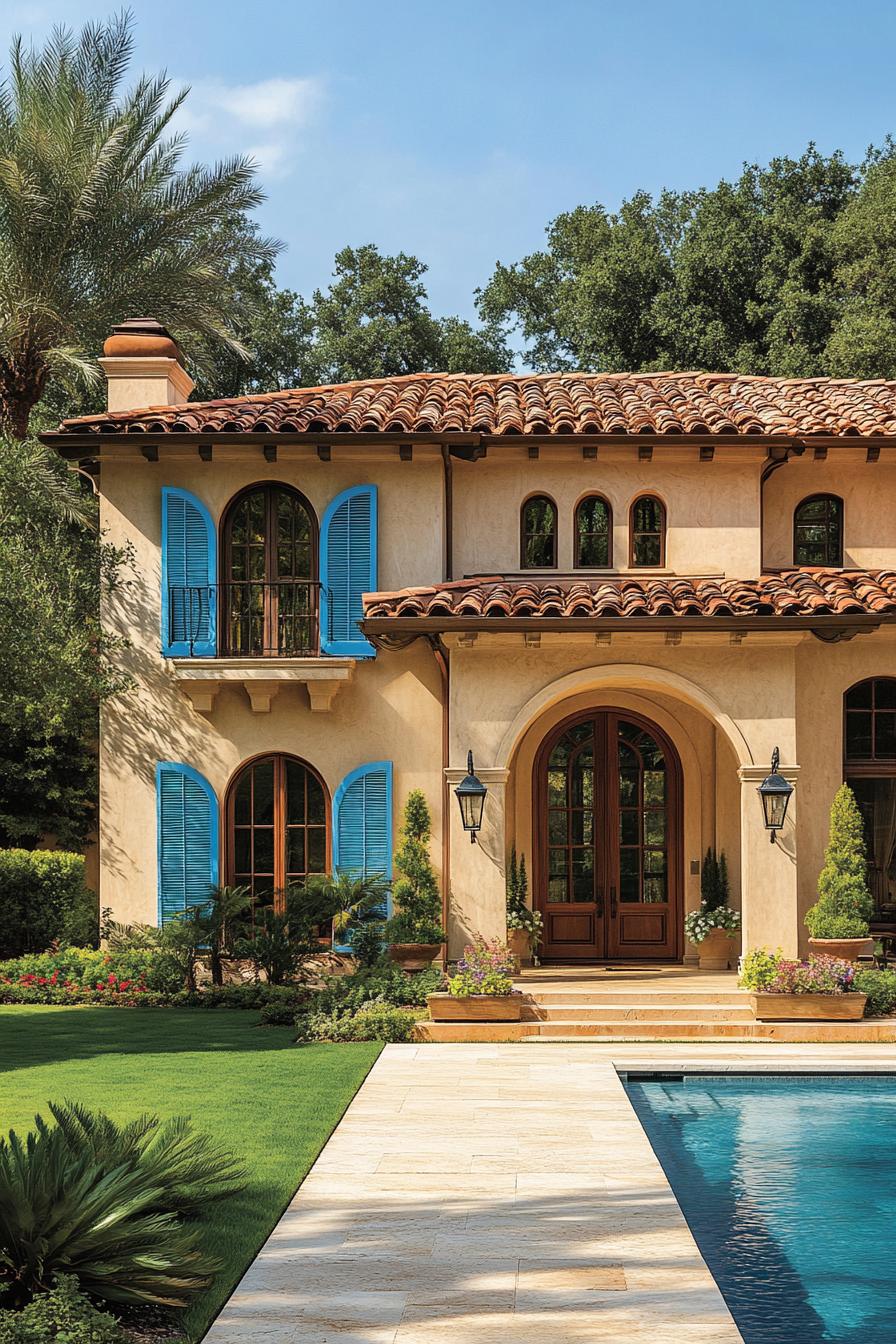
[0, 850, 97, 956]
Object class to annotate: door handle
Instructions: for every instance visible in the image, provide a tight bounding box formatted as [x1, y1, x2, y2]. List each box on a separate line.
[595, 885, 604, 917]
[610, 885, 618, 918]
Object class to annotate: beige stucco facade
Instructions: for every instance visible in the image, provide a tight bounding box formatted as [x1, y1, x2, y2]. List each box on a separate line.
[82, 412, 896, 961]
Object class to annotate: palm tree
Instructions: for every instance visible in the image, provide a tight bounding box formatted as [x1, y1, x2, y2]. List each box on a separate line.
[0, 14, 278, 437]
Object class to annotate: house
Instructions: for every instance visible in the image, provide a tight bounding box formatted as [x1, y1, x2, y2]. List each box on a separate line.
[43, 318, 896, 963]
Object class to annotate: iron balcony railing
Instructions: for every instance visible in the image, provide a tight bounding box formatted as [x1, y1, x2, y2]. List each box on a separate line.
[170, 580, 331, 657]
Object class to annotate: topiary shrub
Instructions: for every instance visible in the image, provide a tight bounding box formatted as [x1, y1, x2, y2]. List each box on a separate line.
[0, 1275, 126, 1343]
[384, 791, 444, 945]
[805, 784, 874, 940]
[0, 851, 96, 956]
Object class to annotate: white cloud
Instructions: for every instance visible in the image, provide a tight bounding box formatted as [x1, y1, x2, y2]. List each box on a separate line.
[174, 74, 324, 178]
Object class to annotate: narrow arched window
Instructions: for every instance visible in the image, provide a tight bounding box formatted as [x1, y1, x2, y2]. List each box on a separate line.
[575, 495, 612, 568]
[521, 495, 557, 568]
[794, 494, 843, 567]
[226, 754, 329, 912]
[844, 680, 896, 764]
[630, 496, 665, 567]
[222, 484, 317, 655]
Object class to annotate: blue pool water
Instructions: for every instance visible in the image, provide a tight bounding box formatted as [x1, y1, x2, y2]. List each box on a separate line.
[626, 1075, 896, 1344]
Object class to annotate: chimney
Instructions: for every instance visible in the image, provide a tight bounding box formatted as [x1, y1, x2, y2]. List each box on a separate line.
[100, 317, 194, 413]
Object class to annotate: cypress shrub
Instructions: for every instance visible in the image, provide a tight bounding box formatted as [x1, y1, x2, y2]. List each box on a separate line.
[805, 784, 874, 940]
[0, 850, 97, 956]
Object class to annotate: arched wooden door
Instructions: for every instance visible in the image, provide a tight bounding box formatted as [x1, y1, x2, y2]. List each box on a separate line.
[534, 710, 682, 961]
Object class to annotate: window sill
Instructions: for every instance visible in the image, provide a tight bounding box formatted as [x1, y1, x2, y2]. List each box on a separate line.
[170, 656, 355, 714]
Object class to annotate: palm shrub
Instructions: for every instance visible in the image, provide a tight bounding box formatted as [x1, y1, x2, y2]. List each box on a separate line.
[384, 791, 443, 945]
[302, 872, 390, 949]
[0, 1103, 243, 1308]
[805, 784, 874, 939]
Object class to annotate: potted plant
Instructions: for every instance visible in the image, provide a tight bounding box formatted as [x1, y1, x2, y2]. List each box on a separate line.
[805, 784, 875, 962]
[428, 936, 524, 1020]
[385, 790, 445, 971]
[684, 848, 741, 969]
[739, 947, 866, 1020]
[505, 849, 543, 968]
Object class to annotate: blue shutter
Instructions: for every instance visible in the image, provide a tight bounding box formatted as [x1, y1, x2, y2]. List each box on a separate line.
[161, 487, 217, 656]
[332, 761, 393, 950]
[320, 485, 376, 657]
[156, 763, 219, 925]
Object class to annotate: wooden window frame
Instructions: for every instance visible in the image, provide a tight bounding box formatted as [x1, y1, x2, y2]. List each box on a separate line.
[520, 493, 559, 570]
[793, 493, 844, 568]
[629, 494, 666, 568]
[224, 753, 331, 913]
[574, 494, 613, 569]
[843, 678, 896, 774]
[220, 482, 319, 656]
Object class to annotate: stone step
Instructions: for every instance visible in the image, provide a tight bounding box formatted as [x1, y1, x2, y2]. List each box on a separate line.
[523, 989, 746, 1007]
[521, 1002, 754, 1023]
[418, 1017, 896, 1044]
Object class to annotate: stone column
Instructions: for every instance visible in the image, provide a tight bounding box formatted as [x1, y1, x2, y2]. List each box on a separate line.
[443, 765, 509, 958]
[737, 761, 801, 956]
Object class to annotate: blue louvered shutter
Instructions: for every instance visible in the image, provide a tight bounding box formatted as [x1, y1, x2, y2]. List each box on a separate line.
[161, 487, 217, 656]
[156, 763, 219, 925]
[332, 761, 393, 950]
[320, 485, 376, 657]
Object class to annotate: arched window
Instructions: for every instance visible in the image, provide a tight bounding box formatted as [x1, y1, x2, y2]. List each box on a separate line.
[226, 754, 329, 912]
[845, 679, 896, 764]
[794, 494, 843, 567]
[629, 496, 665, 567]
[575, 495, 612, 568]
[520, 495, 557, 569]
[221, 484, 317, 655]
[844, 679, 896, 919]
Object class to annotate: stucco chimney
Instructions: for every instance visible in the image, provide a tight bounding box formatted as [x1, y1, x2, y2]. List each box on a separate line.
[99, 317, 194, 413]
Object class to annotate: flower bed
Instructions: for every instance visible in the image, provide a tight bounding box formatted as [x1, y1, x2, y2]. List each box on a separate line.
[739, 949, 866, 1021]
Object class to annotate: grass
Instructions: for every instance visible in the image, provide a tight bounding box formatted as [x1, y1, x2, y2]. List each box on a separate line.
[0, 1006, 381, 1340]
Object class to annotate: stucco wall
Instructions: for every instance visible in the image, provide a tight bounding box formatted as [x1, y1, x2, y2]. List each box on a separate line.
[763, 452, 896, 570]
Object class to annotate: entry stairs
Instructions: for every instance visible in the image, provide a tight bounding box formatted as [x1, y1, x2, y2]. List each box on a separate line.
[417, 970, 896, 1043]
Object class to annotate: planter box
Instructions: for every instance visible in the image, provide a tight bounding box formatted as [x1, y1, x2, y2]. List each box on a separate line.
[750, 991, 867, 1022]
[428, 992, 523, 1022]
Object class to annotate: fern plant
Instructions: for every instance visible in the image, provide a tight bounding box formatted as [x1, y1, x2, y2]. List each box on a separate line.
[0, 1104, 242, 1308]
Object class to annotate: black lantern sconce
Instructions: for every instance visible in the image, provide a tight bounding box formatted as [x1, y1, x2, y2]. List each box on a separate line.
[757, 747, 794, 843]
[455, 751, 488, 843]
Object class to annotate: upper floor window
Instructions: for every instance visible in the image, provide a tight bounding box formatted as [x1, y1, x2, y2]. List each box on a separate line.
[844, 679, 896, 763]
[630, 495, 665, 567]
[794, 494, 843, 567]
[521, 494, 557, 569]
[575, 495, 612, 568]
[222, 484, 318, 656]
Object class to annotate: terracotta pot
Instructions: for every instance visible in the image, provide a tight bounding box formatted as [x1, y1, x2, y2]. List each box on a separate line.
[808, 937, 874, 964]
[388, 943, 441, 972]
[428, 992, 524, 1022]
[507, 927, 531, 968]
[750, 991, 867, 1022]
[697, 926, 737, 971]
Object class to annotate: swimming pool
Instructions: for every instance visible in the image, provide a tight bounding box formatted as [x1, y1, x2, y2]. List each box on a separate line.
[626, 1074, 896, 1344]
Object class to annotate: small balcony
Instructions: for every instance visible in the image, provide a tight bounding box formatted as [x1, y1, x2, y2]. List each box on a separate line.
[167, 580, 354, 715]
[169, 579, 327, 658]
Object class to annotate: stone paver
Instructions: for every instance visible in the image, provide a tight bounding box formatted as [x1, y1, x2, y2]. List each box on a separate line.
[206, 1042, 896, 1342]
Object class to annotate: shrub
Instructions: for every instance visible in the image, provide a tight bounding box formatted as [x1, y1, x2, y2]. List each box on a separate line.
[505, 849, 543, 952]
[0, 1275, 126, 1343]
[448, 937, 516, 997]
[854, 968, 896, 1018]
[384, 791, 444, 945]
[0, 1105, 232, 1308]
[308, 964, 443, 1016]
[296, 1004, 418, 1043]
[0, 851, 96, 957]
[738, 947, 782, 990]
[700, 847, 730, 912]
[805, 784, 874, 939]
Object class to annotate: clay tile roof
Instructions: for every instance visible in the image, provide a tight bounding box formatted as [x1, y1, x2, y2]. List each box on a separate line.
[52, 371, 896, 437]
[361, 570, 896, 624]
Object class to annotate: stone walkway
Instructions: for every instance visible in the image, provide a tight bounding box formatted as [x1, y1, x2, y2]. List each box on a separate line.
[206, 1042, 896, 1342]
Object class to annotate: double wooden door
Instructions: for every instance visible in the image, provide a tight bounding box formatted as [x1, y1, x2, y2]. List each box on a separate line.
[535, 711, 681, 961]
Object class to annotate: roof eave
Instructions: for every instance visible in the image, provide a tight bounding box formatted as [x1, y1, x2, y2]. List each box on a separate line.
[360, 612, 891, 635]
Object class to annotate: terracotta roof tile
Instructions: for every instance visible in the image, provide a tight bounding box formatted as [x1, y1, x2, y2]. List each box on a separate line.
[53, 371, 896, 438]
[362, 570, 896, 624]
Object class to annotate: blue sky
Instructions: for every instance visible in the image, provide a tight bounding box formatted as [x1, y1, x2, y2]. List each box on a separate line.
[4, 0, 896, 321]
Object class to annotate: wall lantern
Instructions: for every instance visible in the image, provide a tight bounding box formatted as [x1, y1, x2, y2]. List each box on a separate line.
[455, 750, 488, 843]
[757, 747, 794, 843]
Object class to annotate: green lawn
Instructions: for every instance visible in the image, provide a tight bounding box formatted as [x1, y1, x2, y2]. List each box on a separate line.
[0, 1007, 381, 1340]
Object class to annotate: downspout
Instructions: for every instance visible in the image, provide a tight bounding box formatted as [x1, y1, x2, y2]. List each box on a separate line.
[440, 443, 454, 581]
[759, 443, 803, 569]
[430, 635, 451, 969]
